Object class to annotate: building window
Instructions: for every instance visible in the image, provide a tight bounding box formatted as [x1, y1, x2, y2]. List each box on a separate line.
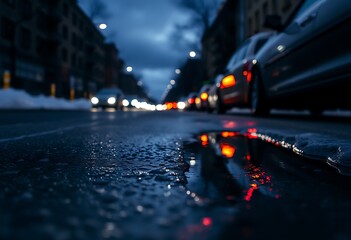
[272, 0, 278, 14]
[71, 53, 76, 67]
[255, 10, 260, 32]
[62, 25, 68, 40]
[36, 36, 46, 56]
[63, 3, 69, 17]
[19, 26, 31, 50]
[71, 32, 76, 46]
[72, 12, 77, 26]
[0, 17, 14, 40]
[62, 48, 68, 62]
[263, 2, 268, 18]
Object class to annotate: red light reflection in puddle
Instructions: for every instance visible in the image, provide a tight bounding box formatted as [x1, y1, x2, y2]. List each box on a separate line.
[222, 121, 237, 129]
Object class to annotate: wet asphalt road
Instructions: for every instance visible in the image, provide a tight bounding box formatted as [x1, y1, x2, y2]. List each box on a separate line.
[0, 109, 351, 240]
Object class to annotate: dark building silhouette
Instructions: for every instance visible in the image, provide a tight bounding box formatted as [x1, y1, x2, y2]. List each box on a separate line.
[201, 0, 241, 84]
[163, 58, 204, 103]
[0, 0, 105, 99]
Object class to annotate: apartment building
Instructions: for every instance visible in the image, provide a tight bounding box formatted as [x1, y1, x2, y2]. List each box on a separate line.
[0, 0, 105, 98]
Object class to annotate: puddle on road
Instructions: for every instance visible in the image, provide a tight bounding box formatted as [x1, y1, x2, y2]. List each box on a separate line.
[183, 129, 349, 206]
[182, 130, 280, 207]
[180, 130, 351, 239]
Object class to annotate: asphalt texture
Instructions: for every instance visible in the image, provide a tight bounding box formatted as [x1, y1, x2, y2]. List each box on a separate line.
[0, 110, 351, 240]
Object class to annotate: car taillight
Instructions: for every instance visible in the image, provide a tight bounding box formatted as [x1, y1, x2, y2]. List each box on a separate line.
[188, 98, 195, 104]
[220, 75, 236, 89]
[195, 97, 201, 104]
[243, 62, 252, 82]
[200, 92, 208, 101]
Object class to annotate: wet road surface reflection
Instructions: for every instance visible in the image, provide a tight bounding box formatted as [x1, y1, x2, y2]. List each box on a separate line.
[181, 131, 351, 239]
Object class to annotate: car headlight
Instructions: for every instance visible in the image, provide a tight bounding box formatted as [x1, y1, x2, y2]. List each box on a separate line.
[91, 97, 99, 104]
[122, 99, 129, 107]
[108, 97, 116, 104]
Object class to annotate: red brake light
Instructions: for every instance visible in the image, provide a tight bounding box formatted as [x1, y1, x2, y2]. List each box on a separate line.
[220, 75, 236, 89]
[243, 62, 252, 82]
[188, 98, 195, 104]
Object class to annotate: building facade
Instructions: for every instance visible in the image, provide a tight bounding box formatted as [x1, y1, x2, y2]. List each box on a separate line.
[0, 0, 105, 99]
[201, 0, 241, 84]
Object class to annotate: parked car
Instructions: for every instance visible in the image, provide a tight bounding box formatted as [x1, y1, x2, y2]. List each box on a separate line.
[214, 31, 274, 114]
[195, 84, 212, 111]
[91, 87, 124, 110]
[250, 0, 351, 115]
[185, 92, 198, 111]
[207, 74, 224, 113]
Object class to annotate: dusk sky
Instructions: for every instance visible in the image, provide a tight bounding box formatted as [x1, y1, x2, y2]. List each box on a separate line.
[78, 0, 222, 101]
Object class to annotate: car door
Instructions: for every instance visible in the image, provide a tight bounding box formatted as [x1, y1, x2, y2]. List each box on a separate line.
[311, 0, 351, 83]
[260, 0, 324, 96]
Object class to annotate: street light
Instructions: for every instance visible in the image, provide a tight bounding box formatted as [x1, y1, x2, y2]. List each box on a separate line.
[126, 66, 133, 72]
[175, 69, 181, 74]
[170, 80, 175, 85]
[98, 23, 107, 30]
[189, 51, 196, 58]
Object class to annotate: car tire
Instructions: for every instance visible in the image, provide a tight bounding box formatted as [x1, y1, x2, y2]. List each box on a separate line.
[250, 74, 269, 116]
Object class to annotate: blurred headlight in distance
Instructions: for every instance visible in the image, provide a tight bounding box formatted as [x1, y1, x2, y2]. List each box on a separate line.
[122, 99, 129, 106]
[91, 97, 99, 104]
[177, 101, 186, 110]
[108, 97, 116, 104]
[156, 104, 164, 111]
[131, 99, 138, 106]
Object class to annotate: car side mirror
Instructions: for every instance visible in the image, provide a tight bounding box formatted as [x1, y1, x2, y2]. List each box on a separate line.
[264, 15, 283, 31]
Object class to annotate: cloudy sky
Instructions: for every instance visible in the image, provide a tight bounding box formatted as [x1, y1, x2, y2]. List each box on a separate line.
[78, 0, 206, 101]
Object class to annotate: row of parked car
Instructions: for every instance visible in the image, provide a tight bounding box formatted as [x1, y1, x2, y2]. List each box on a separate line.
[185, 0, 351, 115]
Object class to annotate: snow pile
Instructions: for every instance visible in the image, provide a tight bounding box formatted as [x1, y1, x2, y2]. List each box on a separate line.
[0, 88, 91, 110]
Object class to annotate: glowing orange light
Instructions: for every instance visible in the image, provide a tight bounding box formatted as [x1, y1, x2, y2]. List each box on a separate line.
[220, 75, 236, 89]
[166, 103, 173, 110]
[172, 102, 178, 109]
[200, 92, 208, 101]
[220, 143, 236, 158]
[200, 134, 208, 143]
[221, 131, 236, 138]
[195, 97, 201, 104]
[202, 217, 212, 227]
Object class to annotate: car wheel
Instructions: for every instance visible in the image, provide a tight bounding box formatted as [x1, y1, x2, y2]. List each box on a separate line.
[215, 93, 226, 114]
[250, 74, 269, 116]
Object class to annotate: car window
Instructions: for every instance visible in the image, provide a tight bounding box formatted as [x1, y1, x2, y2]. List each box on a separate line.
[253, 38, 270, 54]
[294, 0, 321, 19]
[238, 42, 249, 60]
